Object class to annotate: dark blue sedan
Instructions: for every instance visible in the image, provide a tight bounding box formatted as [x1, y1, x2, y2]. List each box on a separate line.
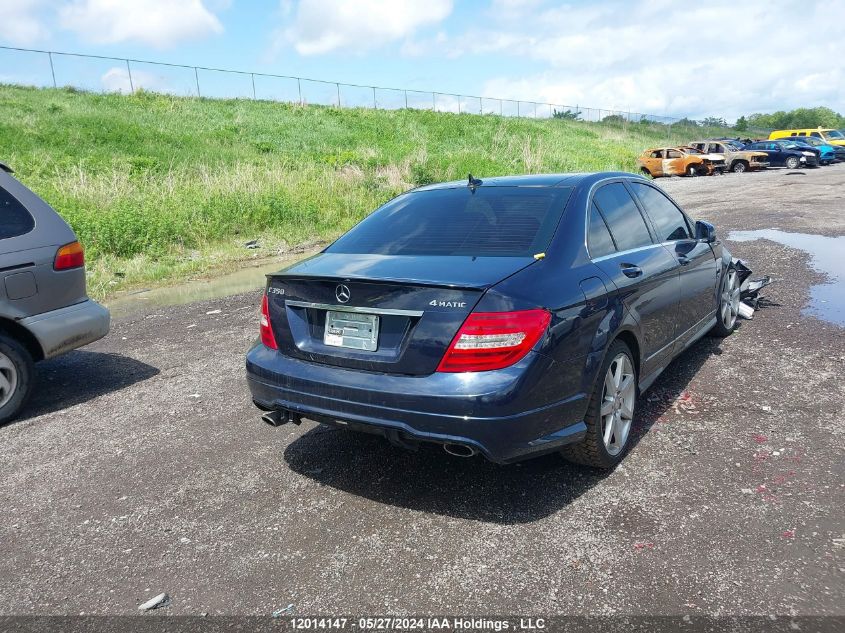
[246, 173, 739, 468]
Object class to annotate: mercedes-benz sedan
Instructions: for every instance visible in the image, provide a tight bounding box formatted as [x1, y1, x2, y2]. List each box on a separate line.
[246, 173, 739, 468]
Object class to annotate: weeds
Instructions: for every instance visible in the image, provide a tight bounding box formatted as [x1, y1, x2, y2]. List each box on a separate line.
[0, 84, 738, 297]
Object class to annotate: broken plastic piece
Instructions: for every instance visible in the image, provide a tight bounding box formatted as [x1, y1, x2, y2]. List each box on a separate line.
[738, 302, 754, 320]
[138, 593, 171, 611]
[731, 258, 773, 315]
[743, 275, 772, 295]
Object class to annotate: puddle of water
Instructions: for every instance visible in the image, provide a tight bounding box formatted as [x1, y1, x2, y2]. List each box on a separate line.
[105, 252, 315, 318]
[728, 228, 845, 327]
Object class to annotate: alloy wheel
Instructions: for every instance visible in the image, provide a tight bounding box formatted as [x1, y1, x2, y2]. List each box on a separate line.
[600, 353, 635, 456]
[720, 269, 740, 330]
[0, 351, 18, 409]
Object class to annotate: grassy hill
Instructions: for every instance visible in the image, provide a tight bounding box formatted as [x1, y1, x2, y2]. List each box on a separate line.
[0, 84, 734, 297]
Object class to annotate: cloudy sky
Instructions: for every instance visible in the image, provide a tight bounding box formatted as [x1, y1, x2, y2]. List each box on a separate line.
[1, 0, 843, 120]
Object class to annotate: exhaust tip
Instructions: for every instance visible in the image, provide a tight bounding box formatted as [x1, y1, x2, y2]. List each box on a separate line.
[443, 443, 478, 458]
[262, 410, 285, 427]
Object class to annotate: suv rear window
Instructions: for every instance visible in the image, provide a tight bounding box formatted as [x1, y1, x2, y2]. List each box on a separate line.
[0, 185, 35, 240]
[328, 186, 573, 257]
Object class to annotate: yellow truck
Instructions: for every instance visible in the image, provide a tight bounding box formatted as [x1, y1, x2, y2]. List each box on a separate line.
[769, 128, 845, 147]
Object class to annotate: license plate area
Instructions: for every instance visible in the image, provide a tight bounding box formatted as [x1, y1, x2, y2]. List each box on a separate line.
[323, 310, 379, 351]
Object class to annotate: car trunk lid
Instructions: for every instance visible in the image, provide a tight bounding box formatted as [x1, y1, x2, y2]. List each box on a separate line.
[264, 252, 536, 375]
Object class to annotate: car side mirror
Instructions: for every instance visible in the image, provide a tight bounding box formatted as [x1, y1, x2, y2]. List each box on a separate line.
[695, 220, 716, 243]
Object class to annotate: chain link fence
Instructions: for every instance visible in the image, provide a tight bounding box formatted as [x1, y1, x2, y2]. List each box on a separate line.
[1, 45, 753, 136]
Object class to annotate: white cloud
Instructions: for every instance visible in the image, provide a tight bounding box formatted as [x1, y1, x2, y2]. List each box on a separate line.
[283, 0, 453, 56]
[419, 0, 845, 119]
[0, 0, 50, 45]
[59, 0, 223, 49]
[101, 66, 169, 93]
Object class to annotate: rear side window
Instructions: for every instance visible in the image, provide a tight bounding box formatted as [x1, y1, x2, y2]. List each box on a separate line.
[588, 203, 616, 258]
[592, 183, 653, 251]
[328, 186, 573, 257]
[0, 185, 35, 240]
[630, 183, 691, 242]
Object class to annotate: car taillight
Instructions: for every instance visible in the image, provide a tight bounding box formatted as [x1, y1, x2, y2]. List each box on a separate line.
[260, 294, 278, 350]
[54, 241, 85, 270]
[437, 309, 551, 373]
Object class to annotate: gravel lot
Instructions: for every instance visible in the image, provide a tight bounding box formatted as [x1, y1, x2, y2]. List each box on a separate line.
[1, 165, 843, 617]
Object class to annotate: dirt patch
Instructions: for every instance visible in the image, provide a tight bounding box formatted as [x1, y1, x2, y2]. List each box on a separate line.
[0, 166, 843, 616]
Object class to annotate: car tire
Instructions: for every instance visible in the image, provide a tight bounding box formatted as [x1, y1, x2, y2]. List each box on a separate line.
[0, 334, 34, 425]
[731, 161, 748, 173]
[686, 165, 698, 177]
[562, 340, 637, 469]
[785, 156, 800, 169]
[711, 266, 740, 338]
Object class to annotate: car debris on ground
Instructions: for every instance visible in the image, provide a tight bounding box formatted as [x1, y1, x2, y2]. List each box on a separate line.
[137, 592, 171, 611]
[734, 258, 774, 320]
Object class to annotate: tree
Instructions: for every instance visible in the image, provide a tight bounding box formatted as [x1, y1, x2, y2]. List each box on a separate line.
[552, 108, 581, 120]
[701, 116, 728, 128]
[601, 114, 626, 124]
[734, 115, 748, 132]
[746, 107, 845, 130]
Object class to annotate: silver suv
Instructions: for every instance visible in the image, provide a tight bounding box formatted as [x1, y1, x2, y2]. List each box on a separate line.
[0, 162, 110, 423]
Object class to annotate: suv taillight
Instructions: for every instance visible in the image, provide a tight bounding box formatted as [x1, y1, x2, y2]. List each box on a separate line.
[54, 241, 84, 270]
[260, 294, 278, 350]
[437, 309, 551, 373]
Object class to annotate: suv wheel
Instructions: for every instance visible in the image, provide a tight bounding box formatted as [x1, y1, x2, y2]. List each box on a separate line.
[731, 161, 748, 173]
[0, 334, 34, 425]
[562, 340, 636, 469]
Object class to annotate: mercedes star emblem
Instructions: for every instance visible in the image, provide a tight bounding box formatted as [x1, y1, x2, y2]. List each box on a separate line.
[336, 284, 351, 303]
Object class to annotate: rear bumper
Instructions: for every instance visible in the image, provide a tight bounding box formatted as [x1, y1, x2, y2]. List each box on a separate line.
[20, 299, 110, 359]
[246, 343, 589, 463]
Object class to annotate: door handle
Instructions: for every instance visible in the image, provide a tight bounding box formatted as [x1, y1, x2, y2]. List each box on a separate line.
[620, 263, 643, 278]
[677, 255, 691, 266]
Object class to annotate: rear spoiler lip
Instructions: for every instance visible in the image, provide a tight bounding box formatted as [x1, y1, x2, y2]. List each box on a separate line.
[265, 258, 542, 292]
[0, 161, 13, 173]
[264, 272, 492, 291]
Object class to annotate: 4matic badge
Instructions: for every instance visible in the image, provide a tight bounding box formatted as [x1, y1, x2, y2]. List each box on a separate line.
[429, 299, 467, 308]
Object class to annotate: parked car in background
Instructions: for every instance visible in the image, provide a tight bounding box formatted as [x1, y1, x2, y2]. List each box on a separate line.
[247, 173, 740, 468]
[687, 140, 769, 173]
[742, 141, 819, 168]
[780, 136, 845, 163]
[765, 139, 825, 164]
[0, 162, 110, 423]
[769, 128, 845, 147]
[636, 147, 726, 177]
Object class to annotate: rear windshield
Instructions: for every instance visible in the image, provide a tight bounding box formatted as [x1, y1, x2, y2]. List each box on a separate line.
[328, 186, 573, 257]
